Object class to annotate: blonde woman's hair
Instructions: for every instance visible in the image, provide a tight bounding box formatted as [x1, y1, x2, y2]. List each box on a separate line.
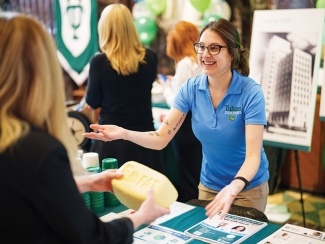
[98, 3, 146, 75]
[166, 21, 199, 64]
[0, 12, 85, 175]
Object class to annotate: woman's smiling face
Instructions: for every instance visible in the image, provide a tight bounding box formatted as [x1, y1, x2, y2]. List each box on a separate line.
[197, 29, 233, 78]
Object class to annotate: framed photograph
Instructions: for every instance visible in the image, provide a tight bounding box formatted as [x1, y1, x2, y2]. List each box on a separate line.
[249, 9, 325, 151]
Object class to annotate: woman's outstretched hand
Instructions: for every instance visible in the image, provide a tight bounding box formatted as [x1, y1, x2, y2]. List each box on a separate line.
[205, 180, 244, 219]
[82, 124, 126, 142]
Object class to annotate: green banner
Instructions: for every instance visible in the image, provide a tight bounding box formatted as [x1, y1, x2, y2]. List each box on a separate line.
[55, 0, 98, 86]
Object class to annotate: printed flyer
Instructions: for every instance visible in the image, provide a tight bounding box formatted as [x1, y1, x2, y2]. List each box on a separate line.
[257, 223, 325, 244]
[184, 213, 267, 244]
[133, 225, 192, 244]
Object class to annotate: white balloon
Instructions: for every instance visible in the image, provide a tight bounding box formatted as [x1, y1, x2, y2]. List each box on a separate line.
[221, 1, 231, 20]
[132, 1, 155, 19]
[204, 0, 231, 21]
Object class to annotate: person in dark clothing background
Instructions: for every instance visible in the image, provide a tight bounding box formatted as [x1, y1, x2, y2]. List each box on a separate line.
[86, 3, 164, 172]
[158, 21, 203, 202]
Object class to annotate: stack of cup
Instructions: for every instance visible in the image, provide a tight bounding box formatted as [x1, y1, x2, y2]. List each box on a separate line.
[81, 192, 91, 209]
[83, 153, 104, 214]
[87, 166, 105, 214]
[102, 158, 120, 207]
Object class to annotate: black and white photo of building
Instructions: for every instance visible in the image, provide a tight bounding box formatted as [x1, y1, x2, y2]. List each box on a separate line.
[249, 9, 324, 151]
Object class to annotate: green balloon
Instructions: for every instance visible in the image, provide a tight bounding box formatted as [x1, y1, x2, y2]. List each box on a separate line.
[144, 0, 166, 15]
[190, 0, 210, 14]
[316, 0, 325, 8]
[135, 17, 157, 45]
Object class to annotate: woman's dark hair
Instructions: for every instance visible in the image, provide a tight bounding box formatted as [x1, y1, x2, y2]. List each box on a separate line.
[199, 18, 250, 76]
[231, 225, 246, 232]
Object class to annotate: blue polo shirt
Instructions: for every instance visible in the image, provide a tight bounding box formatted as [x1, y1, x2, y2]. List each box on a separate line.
[172, 70, 269, 191]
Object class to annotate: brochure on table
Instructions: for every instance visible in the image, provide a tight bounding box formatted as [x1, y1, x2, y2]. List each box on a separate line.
[184, 212, 267, 244]
[133, 225, 193, 244]
[257, 223, 325, 243]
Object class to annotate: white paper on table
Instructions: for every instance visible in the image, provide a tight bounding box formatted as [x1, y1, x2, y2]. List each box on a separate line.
[100, 201, 194, 226]
[133, 225, 192, 244]
[118, 202, 195, 225]
[151, 201, 195, 225]
[99, 212, 123, 222]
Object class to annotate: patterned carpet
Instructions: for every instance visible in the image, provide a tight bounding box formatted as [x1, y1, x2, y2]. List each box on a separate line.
[267, 190, 325, 231]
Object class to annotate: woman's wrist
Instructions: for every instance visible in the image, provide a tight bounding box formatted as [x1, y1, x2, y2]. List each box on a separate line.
[231, 177, 246, 192]
[128, 212, 145, 230]
[74, 174, 93, 193]
[234, 176, 250, 189]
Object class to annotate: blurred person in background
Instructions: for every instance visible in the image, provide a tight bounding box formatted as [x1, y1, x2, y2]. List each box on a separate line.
[158, 20, 202, 202]
[85, 3, 164, 172]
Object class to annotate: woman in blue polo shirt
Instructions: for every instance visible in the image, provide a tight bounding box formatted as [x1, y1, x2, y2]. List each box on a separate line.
[84, 18, 269, 219]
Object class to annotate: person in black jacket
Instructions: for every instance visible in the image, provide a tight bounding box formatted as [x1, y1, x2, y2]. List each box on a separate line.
[85, 3, 164, 172]
[0, 12, 170, 244]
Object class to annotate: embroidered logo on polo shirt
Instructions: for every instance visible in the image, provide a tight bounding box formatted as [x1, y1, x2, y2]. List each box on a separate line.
[225, 105, 242, 121]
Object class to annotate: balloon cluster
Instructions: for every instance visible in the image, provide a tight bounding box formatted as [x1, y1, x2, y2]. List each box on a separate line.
[190, 0, 231, 27]
[133, 0, 166, 45]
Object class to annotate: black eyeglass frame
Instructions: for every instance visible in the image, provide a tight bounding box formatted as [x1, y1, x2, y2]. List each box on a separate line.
[193, 43, 228, 55]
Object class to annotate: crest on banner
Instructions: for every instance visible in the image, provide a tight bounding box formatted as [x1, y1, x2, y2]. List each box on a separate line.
[55, 0, 98, 86]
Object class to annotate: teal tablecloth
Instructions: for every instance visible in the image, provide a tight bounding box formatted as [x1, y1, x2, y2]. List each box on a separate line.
[159, 207, 281, 243]
[100, 204, 281, 243]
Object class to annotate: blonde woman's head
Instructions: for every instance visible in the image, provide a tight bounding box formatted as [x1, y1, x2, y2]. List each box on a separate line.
[97, 3, 146, 75]
[0, 13, 61, 128]
[0, 12, 84, 175]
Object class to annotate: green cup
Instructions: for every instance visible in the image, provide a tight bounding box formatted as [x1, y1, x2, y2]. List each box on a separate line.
[102, 158, 120, 207]
[102, 158, 118, 170]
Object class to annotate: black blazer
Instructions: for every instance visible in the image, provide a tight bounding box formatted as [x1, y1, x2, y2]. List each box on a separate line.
[0, 127, 134, 243]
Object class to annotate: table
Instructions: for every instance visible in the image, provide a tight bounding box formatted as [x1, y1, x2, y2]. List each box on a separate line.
[100, 203, 281, 243]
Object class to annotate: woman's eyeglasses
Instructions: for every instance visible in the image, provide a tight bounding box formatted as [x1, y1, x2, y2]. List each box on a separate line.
[193, 43, 228, 55]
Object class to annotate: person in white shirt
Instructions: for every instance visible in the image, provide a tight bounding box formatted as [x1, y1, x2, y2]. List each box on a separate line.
[157, 21, 202, 202]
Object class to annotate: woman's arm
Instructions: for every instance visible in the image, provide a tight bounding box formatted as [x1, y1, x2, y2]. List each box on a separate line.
[85, 56, 103, 109]
[83, 108, 187, 150]
[235, 124, 264, 181]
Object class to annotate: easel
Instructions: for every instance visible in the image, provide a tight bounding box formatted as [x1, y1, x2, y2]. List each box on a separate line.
[294, 149, 306, 227]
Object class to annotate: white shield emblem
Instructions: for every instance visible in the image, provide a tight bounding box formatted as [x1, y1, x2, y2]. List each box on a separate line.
[59, 0, 91, 57]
